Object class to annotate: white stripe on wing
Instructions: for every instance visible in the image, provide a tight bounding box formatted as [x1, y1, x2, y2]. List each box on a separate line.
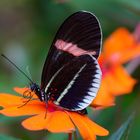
[55, 64, 87, 105]
[45, 66, 64, 93]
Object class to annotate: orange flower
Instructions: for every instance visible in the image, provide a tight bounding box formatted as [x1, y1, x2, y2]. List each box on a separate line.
[102, 27, 140, 64]
[0, 87, 109, 140]
[92, 27, 140, 108]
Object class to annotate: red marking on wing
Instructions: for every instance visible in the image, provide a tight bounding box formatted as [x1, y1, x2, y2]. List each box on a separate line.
[55, 39, 96, 56]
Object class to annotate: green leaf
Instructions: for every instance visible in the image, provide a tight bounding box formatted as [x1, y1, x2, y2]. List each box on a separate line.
[0, 134, 21, 140]
[43, 133, 67, 140]
[109, 113, 135, 140]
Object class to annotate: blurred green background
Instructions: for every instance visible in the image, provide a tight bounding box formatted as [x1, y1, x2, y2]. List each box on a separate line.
[0, 0, 140, 140]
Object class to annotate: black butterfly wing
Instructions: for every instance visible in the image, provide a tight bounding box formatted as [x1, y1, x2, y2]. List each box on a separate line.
[41, 11, 102, 89]
[45, 55, 101, 111]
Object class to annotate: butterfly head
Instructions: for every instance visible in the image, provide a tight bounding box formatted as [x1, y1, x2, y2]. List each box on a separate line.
[30, 83, 46, 102]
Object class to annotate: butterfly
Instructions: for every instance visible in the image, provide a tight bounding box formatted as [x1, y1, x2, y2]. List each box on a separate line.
[27, 11, 102, 114]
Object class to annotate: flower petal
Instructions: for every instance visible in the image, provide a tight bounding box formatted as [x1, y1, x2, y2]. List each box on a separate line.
[22, 111, 75, 133]
[0, 101, 45, 116]
[91, 81, 115, 108]
[103, 28, 134, 59]
[119, 44, 140, 64]
[107, 65, 136, 95]
[14, 87, 38, 98]
[22, 113, 48, 131]
[69, 112, 109, 140]
[46, 111, 75, 133]
[0, 94, 23, 107]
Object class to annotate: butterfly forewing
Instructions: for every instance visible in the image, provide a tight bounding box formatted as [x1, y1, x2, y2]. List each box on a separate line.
[41, 11, 102, 90]
[45, 55, 101, 111]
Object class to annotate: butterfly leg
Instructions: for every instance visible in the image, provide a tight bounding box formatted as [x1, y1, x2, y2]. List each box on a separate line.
[17, 90, 34, 108]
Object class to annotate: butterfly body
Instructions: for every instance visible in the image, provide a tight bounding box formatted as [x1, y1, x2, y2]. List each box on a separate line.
[30, 83, 46, 101]
[31, 11, 102, 114]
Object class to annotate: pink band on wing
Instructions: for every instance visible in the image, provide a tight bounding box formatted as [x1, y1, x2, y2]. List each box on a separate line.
[55, 39, 96, 56]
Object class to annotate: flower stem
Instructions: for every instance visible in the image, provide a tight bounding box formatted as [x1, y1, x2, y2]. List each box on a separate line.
[68, 133, 72, 140]
[126, 56, 140, 74]
[73, 131, 78, 140]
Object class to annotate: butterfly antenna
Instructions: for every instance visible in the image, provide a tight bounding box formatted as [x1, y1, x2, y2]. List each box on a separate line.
[1, 54, 34, 83]
[26, 66, 33, 82]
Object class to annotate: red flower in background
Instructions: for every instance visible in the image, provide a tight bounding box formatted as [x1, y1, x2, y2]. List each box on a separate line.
[92, 27, 140, 108]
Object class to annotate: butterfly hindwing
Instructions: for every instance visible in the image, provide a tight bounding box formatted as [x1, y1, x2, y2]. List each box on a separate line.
[44, 54, 101, 111]
[41, 11, 102, 90]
